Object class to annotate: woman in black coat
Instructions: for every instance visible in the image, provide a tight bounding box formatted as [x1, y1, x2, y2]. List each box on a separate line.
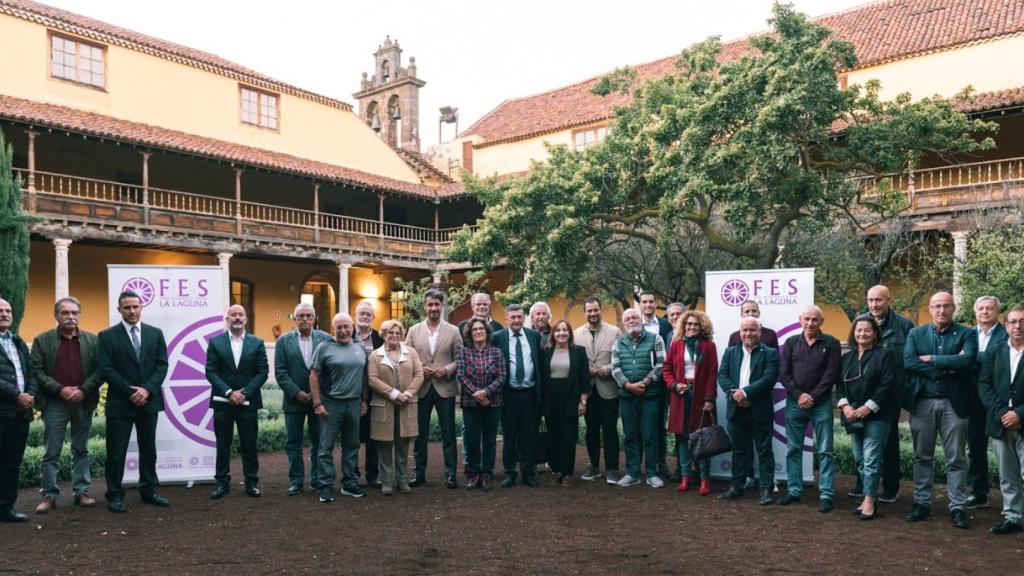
[838, 315, 898, 520]
[542, 320, 590, 487]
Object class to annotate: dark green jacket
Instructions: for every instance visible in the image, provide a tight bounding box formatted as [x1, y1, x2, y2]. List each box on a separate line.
[275, 329, 332, 413]
[612, 330, 665, 399]
[718, 342, 779, 423]
[976, 341, 1024, 439]
[875, 309, 914, 386]
[30, 328, 101, 411]
[96, 322, 168, 417]
[902, 322, 977, 418]
[0, 333, 39, 420]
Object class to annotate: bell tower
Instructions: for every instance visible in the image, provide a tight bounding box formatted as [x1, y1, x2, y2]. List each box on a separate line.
[353, 36, 426, 151]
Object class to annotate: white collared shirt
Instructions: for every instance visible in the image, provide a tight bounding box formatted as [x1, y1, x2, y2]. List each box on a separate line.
[1010, 340, 1024, 408]
[230, 332, 245, 368]
[642, 315, 660, 336]
[739, 345, 753, 390]
[507, 330, 536, 388]
[298, 332, 314, 368]
[426, 323, 440, 356]
[978, 324, 999, 352]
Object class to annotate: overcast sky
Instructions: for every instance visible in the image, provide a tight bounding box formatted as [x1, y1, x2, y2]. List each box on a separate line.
[46, 0, 870, 146]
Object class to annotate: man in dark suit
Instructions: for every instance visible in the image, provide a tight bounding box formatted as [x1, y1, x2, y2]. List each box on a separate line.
[0, 298, 39, 522]
[718, 317, 779, 506]
[492, 303, 543, 488]
[966, 295, 1008, 509]
[205, 305, 268, 499]
[96, 290, 169, 513]
[275, 302, 332, 495]
[977, 305, 1024, 535]
[902, 291, 977, 529]
[31, 296, 101, 513]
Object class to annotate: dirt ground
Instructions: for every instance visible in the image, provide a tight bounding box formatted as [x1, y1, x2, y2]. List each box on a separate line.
[2, 444, 1022, 576]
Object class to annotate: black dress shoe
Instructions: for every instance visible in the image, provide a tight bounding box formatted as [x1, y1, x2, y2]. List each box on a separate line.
[287, 484, 302, 496]
[479, 476, 492, 492]
[367, 479, 382, 489]
[409, 474, 426, 488]
[776, 494, 801, 506]
[245, 486, 261, 498]
[989, 520, 1024, 535]
[906, 504, 931, 522]
[951, 509, 971, 529]
[107, 499, 126, 514]
[965, 494, 989, 509]
[859, 510, 878, 521]
[523, 476, 539, 488]
[819, 499, 834, 513]
[0, 508, 29, 523]
[718, 487, 742, 500]
[210, 484, 230, 499]
[446, 476, 458, 489]
[500, 475, 516, 488]
[141, 492, 170, 507]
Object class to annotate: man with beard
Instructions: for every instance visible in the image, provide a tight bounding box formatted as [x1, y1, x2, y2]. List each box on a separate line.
[205, 305, 269, 499]
[529, 302, 552, 347]
[576, 297, 622, 484]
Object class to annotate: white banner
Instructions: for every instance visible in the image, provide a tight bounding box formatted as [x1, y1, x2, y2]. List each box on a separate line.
[705, 268, 815, 483]
[108, 265, 224, 484]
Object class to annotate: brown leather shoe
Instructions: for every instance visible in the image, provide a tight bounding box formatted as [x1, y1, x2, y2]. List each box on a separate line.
[35, 496, 57, 514]
[560, 475, 573, 488]
[74, 494, 97, 508]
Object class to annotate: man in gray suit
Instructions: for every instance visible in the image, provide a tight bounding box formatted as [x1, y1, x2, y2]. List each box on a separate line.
[407, 289, 462, 488]
[276, 303, 332, 495]
[977, 305, 1024, 535]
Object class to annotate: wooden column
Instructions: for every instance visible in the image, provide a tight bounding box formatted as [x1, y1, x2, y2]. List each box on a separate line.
[25, 130, 38, 212]
[313, 182, 321, 243]
[141, 151, 151, 224]
[234, 167, 244, 235]
[378, 193, 385, 249]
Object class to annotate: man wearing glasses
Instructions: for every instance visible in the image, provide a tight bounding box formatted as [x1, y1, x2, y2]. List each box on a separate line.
[903, 291, 978, 528]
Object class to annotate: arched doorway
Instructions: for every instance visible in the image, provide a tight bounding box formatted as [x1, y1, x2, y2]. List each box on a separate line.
[300, 272, 337, 332]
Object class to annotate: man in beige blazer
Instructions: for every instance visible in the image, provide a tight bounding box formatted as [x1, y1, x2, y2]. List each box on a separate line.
[407, 289, 462, 488]
[575, 297, 623, 484]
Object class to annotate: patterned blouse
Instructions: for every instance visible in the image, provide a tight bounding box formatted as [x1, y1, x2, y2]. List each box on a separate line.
[457, 344, 506, 408]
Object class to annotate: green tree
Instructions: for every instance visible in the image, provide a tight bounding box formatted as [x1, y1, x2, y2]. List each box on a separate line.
[449, 3, 995, 304]
[0, 130, 32, 332]
[954, 222, 1024, 323]
[391, 270, 488, 328]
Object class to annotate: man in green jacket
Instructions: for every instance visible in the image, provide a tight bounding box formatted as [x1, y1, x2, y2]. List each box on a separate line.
[903, 291, 977, 529]
[30, 297, 101, 513]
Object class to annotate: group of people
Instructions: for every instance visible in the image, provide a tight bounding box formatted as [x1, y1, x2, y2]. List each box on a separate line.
[1, 285, 1023, 537]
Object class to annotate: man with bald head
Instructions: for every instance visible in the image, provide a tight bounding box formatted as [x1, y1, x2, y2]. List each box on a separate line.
[310, 313, 370, 501]
[0, 298, 38, 522]
[205, 305, 269, 499]
[903, 291, 977, 528]
[778, 305, 841, 512]
[861, 285, 914, 502]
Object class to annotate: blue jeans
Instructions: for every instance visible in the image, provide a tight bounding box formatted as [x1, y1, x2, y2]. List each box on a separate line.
[849, 418, 892, 498]
[785, 395, 834, 500]
[463, 405, 501, 477]
[317, 397, 361, 491]
[620, 395, 660, 478]
[675, 395, 710, 479]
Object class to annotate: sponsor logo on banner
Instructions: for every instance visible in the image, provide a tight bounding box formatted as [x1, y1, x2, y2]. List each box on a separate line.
[721, 277, 801, 306]
[121, 275, 211, 309]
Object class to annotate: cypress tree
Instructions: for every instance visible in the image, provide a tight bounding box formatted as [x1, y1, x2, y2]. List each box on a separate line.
[0, 130, 32, 332]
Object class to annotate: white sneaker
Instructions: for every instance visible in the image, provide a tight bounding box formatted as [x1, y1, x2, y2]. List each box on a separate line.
[606, 471, 622, 485]
[581, 467, 602, 481]
[616, 474, 640, 487]
[646, 475, 665, 488]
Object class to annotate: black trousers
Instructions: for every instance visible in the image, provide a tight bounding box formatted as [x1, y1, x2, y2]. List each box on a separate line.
[414, 387, 457, 479]
[967, 397, 991, 496]
[728, 409, 774, 491]
[105, 412, 159, 500]
[0, 414, 30, 510]
[355, 411, 379, 482]
[214, 406, 259, 488]
[502, 387, 539, 478]
[585, 393, 620, 471]
[546, 378, 580, 476]
[880, 412, 902, 495]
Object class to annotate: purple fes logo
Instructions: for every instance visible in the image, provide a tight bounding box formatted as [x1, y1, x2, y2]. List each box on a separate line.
[126, 457, 139, 471]
[720, 279, 750, 306]
[121, 277, 156, 307]
[163, 315, 225, 448]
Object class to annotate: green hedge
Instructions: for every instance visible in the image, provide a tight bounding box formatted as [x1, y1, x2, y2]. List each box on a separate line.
[19, 417, 1000, 489]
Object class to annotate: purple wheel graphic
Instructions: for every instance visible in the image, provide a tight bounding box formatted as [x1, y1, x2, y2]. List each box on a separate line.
[720, 279, 749, 306]
[163, 316, 224, 448]
[121, 277, 156, 307]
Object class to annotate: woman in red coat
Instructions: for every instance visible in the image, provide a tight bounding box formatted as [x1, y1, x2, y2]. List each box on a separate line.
[663, 310, 718, 495]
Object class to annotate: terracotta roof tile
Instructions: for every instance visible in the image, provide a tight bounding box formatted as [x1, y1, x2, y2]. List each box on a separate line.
[463, 0, 1024, 145]
[0, 0, 352, 111]
[0, 94, 450, 200]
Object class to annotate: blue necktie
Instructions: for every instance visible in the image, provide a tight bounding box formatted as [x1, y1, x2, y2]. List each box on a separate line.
[514, 332, 525, 384]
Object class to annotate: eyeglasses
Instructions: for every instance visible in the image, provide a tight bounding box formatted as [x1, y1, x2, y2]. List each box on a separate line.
[684, 321, 701, 327]
[295, 314, 314, 319]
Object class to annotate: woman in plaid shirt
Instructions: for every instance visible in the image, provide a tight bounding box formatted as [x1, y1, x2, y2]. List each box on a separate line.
[458, 318, 506, 491]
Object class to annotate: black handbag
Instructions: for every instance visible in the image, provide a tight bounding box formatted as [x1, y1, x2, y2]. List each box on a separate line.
[688, 411, 732, 460]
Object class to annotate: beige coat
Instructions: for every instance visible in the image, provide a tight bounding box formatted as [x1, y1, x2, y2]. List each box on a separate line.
[574, 321, 622, 400]
[405, 320, 461, 399]
[368, 344, 424, 441]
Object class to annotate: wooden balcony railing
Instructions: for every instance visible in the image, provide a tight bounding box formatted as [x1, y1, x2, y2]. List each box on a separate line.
[853, 156, 1024, 208]
[15, 169, 477, 246]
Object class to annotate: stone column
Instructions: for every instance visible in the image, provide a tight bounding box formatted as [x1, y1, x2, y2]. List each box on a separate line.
[952, 231, 969, 313]
[217, 252, 233, 310]
[338, 262, 351, 316]
[53, 238, 72, 300]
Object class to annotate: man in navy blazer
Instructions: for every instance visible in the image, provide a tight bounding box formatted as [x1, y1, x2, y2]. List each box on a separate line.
[275, 302, 332, 495]
[491, 304, 543, 488]
[718, 317, 779, 506]
[205, 305, 268, 499]
[96, 291, 169, 513]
